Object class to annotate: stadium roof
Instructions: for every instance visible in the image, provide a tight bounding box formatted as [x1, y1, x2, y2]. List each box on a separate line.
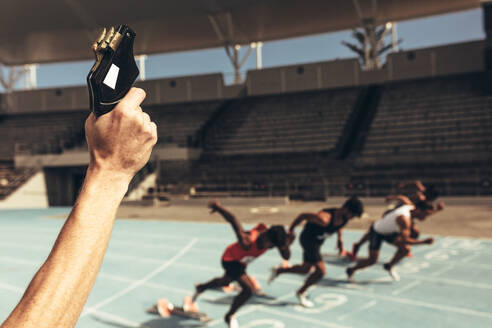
[0, 0, 481, 65]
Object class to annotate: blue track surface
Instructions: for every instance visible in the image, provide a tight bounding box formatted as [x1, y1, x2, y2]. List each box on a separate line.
[1, 209, 491, 328]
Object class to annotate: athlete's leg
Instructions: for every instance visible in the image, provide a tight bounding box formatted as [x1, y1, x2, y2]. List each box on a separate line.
[270, 239, 318, 283]
[346, 250, 379, 279]
[193, 275, 232, 301]
[224, 274, 255, 325]
[276, 262, 312, 275]
[298, 261, 325, 295]
[385, 238, 411, 269]
[352, 228, 371, 257]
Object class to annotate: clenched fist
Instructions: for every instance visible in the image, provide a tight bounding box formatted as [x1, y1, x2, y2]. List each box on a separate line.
[85, 87, 157, 182]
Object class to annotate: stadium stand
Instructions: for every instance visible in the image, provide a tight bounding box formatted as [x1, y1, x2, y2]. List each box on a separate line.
[0, 111, 87, 159]
[201, 88, 359, 155]
[1, 40, 491, 203]
[350, 72, 492, 196]
[0, 160, 36, 200]
[145, 100, 223, 147]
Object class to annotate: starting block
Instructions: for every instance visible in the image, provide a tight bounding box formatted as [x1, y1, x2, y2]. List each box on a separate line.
[146, 296, 211, 322]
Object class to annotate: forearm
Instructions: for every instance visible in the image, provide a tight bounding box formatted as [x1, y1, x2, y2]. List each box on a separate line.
[1, 167, 129, 328]
[215, 206, 246, 245]
[403, 237, 426, 245]
[288, 215, 304, 232]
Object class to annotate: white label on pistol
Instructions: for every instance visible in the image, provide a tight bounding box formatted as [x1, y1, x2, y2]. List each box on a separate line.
[103, 64, 119, 89]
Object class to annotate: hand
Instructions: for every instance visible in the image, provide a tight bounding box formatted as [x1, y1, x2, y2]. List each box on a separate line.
[424, 237, 434, 245]
[208, 200, 221, 214]
[85, 88, 157, 183]
[436, 202, 445, 211]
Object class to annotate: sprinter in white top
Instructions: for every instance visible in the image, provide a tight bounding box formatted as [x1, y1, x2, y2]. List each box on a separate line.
[346, 197, 434, 281]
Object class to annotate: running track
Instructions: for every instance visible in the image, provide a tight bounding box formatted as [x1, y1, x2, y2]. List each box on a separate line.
[1, 209, 491, 328]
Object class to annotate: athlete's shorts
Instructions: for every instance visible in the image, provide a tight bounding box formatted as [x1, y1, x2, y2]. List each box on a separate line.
[222, 260, 246, 280]
[300, 233, 323, 264]
[369, 226, 399, 251]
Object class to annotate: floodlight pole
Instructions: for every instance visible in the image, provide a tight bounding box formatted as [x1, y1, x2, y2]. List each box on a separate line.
[208, 12, 257, 84]
[136, 55, 147, 81]
[254, 42, 263, 69]
[23, 64, 38, 90]
[391, 22, 399, 52]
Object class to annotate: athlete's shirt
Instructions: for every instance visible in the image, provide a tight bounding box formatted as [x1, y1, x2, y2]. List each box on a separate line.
[373, 204, 415, 235]
[300, 208, 347, 245]
[222, 223, 268, 264]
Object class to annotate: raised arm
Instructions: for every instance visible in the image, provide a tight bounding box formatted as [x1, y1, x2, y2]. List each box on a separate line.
[208, 200, 251, 249]
[385, 194, 414, 205]
[398, 180, 426, 192]
[1, 88, 157, 328]
[288, 212, 330, 233]
[396, 215, 433, 246]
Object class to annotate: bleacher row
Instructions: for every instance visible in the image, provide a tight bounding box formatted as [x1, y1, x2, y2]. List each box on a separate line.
[1, 71, 491, 199]
[203, 88, 358, 154]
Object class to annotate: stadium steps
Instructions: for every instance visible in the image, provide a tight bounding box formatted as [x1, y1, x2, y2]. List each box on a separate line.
[0, 160, 37, 200]
[335, 84, 383, 159]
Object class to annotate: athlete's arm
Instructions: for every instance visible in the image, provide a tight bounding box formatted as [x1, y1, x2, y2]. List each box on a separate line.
[398, 180, 426, 192]
[1, 88, 157, 328]
[336, 229, 344, 254]
[396, 216, 433, 245]
[278, 245, 291, 260]
[385, 195, 413, 205]
[208, 201, 252, 249]
[427, 202, 445, 216]
[288, 212, 330, 233]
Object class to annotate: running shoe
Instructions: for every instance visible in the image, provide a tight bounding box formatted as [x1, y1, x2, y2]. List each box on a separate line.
[228, 315, 239, 328]
[383, 263, 400, 281]
[296, 291, 314, 308]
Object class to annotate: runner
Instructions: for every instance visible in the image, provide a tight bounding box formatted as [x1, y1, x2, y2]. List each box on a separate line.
[351, 194, 444, 260]
[268, 196, 364, 307]
[346, 197, 435, 282]
[192, 200, 292, 328]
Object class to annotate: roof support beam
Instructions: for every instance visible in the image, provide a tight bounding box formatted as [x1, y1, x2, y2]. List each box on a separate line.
[208, 12, 253, 84]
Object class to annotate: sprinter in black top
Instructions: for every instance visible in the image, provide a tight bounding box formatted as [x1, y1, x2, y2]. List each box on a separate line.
[268, 196, 363, 308]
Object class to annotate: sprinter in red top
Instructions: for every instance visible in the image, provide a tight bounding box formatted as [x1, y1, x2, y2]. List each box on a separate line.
[192, 200, 291, 328]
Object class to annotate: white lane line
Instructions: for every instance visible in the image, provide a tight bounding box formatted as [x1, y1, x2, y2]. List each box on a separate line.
[408, 273, 492, 290]
[0, 239, 287, 264]
[337, 300, 378, 321]
[391, 281, 421, 296]
[206, 307, 257, 327]
[0, 282, 24, 294]
[3, 245, 492, 291]
[82, 238, 198, 316]
[461, 253, 481, 263]
[260, 307, 350, 328]
[0, 226, 228, 244]
[98, 272, 192, 295]
[206, 292, 298, 328]
[430, 264, 455, 277]
[88, 309, 143, 328]
[329, 288, 492, 320]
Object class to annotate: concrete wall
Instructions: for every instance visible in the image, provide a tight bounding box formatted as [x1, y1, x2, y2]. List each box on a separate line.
[1, 40, 485, 114]
[387, 40, 484, 80]
[44, 166, 86, 206]
[2, 73, 225, 114]
[0, 171, 49, 209]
